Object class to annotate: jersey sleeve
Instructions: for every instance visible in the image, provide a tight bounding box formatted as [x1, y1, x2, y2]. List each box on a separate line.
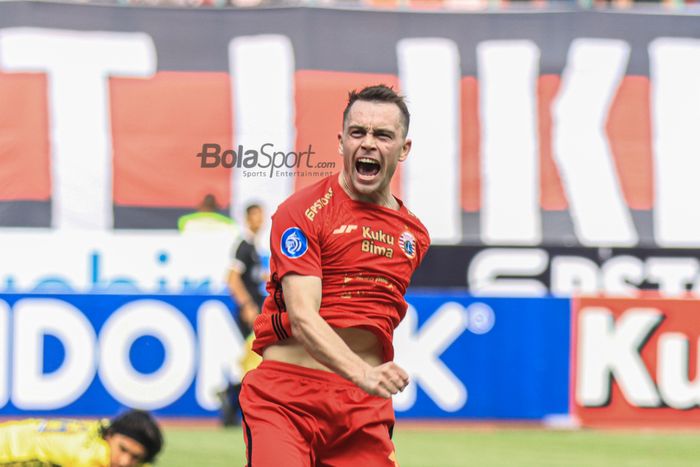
[270, 201, 322, 279]
[415, 228, 431, 269]
[230, 240, 249, 274]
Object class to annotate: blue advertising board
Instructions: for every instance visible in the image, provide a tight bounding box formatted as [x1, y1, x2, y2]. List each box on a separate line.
[0, 294, 242, 418]
[0, 293, 570, 420]
[394, 294, 570, 420]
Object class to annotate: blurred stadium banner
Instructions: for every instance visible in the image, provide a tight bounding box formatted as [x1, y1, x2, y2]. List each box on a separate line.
[572, 296, 700, 427]
[1, 5, 700, 247]
[0, 293, 570, 420]
[394, 294, 570, 420]
[3, 292, 699, 426]
[412, 245, 700, 297]
[4, 231, 700, 297]
[0, 230, 233, 294]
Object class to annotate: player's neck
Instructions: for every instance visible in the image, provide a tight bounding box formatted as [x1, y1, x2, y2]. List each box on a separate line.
[338, 173, 399, 210]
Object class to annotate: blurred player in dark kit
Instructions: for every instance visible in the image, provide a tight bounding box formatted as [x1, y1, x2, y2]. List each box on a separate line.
[218, 203, 266, 426]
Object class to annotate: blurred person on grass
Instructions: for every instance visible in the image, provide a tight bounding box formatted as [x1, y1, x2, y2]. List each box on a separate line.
[0, 409, 163, 467]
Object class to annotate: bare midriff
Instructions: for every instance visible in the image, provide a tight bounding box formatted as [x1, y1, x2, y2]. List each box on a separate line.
[262, 327, 383, 371]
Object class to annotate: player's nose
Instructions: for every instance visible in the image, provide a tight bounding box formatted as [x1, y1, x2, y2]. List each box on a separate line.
[360, 132, 378, 149]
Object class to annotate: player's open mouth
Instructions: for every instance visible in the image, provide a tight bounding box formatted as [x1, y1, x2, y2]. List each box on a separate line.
[355, 157, 381, 178]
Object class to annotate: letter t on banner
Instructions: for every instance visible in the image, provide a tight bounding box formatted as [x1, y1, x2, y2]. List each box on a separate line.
[0, 28, 156, 229]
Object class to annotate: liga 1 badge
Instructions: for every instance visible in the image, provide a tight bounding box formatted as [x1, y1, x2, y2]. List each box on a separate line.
[281, 227, 309, 258]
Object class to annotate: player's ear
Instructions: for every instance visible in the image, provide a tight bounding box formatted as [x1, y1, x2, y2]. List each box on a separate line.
[399, 138, 411, 162]
[337, 132, 343, 155]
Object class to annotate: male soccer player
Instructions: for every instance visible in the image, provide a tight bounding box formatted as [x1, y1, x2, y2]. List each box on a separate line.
[0, 409, 163, 467]
[240, 85, 430, 466]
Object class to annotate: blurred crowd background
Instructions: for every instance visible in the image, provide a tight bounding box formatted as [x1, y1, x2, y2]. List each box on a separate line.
[12, 0, 696, 11]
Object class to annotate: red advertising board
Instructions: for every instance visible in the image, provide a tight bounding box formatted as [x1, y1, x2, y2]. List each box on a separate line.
[572, 296, 700, 427]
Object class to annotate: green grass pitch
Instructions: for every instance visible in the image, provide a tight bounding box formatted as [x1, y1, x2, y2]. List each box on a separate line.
[158, 425, 700, 466]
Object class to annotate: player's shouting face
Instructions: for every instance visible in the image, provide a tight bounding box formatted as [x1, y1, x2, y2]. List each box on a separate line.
[338, 99, 411, 204]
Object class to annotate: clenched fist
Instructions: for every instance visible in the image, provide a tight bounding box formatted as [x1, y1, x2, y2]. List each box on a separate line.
[356, 362, 409, 398]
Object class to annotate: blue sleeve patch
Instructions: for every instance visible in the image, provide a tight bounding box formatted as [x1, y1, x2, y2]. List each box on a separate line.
[281, 227, 309, 258]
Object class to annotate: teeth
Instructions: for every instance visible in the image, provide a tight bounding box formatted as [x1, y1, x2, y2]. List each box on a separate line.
[358, 158, 379, 165]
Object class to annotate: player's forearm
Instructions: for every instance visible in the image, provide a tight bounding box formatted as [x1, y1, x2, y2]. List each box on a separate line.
[282, 274, 371, 384]
[289, 310, 372, 384]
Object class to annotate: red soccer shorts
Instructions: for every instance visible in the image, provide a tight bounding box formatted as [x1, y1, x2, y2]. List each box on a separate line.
[239, 360, 399, 467]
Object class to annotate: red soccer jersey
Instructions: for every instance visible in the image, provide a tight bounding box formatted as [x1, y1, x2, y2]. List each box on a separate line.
[252, 174, 430, 362]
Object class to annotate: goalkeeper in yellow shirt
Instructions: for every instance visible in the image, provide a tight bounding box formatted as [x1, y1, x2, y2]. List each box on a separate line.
[0, 409, 163, 467]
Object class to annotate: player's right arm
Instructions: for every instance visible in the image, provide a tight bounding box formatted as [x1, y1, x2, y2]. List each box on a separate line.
[281, 273, 408, 398]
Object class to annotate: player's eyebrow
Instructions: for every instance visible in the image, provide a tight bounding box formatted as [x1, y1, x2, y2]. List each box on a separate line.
[347, 125, 396, 137]
[347, 124, 367, 132]
[373, 128, 395, 137]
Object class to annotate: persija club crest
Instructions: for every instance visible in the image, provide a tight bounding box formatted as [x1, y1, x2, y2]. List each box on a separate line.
[398, 231, 416, 259]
